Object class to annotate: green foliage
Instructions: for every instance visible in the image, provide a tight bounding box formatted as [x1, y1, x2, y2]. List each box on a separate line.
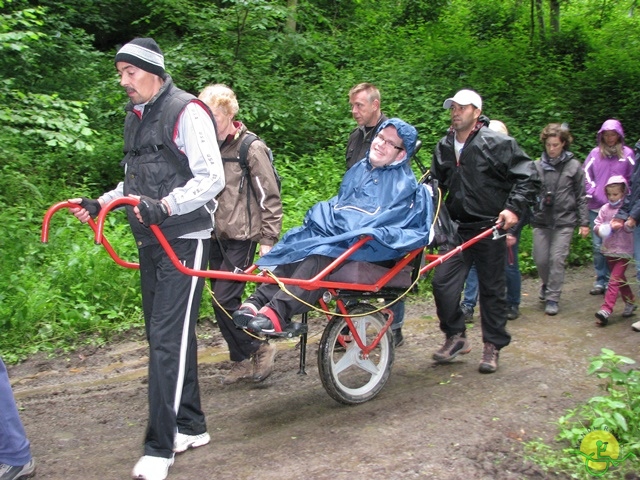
[3, 0, 640, 360]
[557, 349, 640, 449]
[277, 146, 344, 232]
[0, 170, 143, 362]
[1, 92, 95, 152]
[525, 349, 640, 478]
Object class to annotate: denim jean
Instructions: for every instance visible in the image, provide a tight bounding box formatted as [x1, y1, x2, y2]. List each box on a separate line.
[634, 226, 640, 282]
[0, 358, 32, 466]
[390, 300, 405, 331]
[505, 233, 522, 307]
[461, 264, 479, 309]
[589, 209, 610, 288]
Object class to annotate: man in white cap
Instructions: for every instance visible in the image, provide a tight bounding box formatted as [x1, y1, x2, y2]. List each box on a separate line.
[430, 89, 539, 373]
[69, 37, 225, 480]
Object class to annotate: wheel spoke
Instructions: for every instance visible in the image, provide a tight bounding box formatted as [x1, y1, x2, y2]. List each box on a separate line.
[332, 346, 359, 375]
[355, 357, 380, 376]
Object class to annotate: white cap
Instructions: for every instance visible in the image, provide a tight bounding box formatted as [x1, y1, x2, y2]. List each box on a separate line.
[443, 89, 482, 110]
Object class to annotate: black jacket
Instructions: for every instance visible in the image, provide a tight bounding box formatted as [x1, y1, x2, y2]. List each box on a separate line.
[431, 116, 539, 226]
[345, 113, 388, 170]
[121, 77, 216, 247]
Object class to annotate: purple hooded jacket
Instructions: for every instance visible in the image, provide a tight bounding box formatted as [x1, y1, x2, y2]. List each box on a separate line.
[583, 119, 635, 210]
[594, 175, 634, 257]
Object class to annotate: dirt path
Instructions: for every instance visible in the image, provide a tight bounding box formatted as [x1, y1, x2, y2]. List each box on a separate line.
[8, 265, 640, 479]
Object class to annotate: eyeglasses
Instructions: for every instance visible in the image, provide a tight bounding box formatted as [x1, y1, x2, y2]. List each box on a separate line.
[374, 133, 404, 151]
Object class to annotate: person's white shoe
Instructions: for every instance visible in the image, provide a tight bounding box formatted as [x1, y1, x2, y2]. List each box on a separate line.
[131, 455, 174, 480]
[173, 432, 211, 453]
[632, 320, 640, 332]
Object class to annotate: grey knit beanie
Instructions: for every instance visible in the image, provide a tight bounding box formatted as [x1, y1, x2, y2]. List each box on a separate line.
[114, 38, 165, 78]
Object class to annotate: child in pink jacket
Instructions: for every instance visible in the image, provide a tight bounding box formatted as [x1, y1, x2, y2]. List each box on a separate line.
[593, 175, 636, 326]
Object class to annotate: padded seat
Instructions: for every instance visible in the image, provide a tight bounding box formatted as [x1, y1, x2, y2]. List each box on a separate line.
[327, 260, 414, 289]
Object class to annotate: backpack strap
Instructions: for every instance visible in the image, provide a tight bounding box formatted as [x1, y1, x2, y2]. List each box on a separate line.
[237, 133, 259, 195]
[212, 230, 247, 274]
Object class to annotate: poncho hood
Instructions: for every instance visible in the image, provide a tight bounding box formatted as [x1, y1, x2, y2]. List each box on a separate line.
[377, 118, 418, 162]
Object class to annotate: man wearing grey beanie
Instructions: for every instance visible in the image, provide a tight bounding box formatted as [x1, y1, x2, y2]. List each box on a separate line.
[69, 37, 225, 480]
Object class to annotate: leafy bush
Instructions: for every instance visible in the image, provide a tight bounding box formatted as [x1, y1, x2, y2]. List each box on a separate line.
[0, 173, 142, 362]
[525, 349, 640, 478]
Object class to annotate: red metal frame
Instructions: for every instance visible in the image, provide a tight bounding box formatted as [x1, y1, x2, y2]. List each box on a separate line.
[42, 197, 500, 353]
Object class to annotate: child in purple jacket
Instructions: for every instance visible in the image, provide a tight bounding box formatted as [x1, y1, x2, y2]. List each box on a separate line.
[593, 175, 636, 326]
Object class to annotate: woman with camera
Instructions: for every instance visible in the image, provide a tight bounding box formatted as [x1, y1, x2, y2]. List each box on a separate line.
[532, 123, 590, 315]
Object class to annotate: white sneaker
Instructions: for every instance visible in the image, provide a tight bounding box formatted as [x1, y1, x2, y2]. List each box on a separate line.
[173, 432, 211, 453]
[622, 302, 637, 318]
[632, 320, 640, 332]
[131, 455, 174, 480]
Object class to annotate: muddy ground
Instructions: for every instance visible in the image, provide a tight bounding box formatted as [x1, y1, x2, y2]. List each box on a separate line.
[7, 265, 640, 479]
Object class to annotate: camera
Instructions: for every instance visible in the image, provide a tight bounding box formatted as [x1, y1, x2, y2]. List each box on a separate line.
[542, 191, 554, 207]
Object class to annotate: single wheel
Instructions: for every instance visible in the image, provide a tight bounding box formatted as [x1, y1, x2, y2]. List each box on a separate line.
[318, 303, 394, 405]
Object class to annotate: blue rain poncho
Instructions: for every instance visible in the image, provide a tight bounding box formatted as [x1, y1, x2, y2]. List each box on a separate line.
[256, 118, 433, 267]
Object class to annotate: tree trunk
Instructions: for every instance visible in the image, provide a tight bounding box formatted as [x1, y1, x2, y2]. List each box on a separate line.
[536, 0, 545, 41]
[550, 0, 560, 33]
[530, 0, 535, 45]
[286, 0, 297, 33]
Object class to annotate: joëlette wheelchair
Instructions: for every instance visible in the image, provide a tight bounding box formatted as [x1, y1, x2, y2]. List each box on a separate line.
[41, 188, 500, 405]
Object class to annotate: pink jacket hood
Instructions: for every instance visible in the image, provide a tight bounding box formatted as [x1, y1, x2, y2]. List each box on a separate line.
[606, 174, 629, 193]
[597, 119, 625, 144]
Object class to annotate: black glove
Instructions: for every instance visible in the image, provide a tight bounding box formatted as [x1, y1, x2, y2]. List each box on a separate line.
[138, 196, 169, 226]
[79, 198, 102, 218]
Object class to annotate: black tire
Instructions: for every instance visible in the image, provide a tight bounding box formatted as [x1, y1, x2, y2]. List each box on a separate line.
[317, 303, 394, 405]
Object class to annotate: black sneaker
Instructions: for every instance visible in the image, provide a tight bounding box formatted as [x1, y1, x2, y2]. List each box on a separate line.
[460, 304, 474, 323]
[506, 305, 519, 320]
[590, 285, 605, 295]
[432, 333, 471, 362]
[538, 284, 547, 302]
[393, 328, 404, 347]
[246, 313, 276, 334]
[232, 308, 255, 329]
[0, 459, 36, 480]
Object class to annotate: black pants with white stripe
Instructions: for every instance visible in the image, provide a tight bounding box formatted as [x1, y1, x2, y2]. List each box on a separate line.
[139, 238, 210, 458]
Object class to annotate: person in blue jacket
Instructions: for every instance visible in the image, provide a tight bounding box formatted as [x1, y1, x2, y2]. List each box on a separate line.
[232, 118, 432, 335]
